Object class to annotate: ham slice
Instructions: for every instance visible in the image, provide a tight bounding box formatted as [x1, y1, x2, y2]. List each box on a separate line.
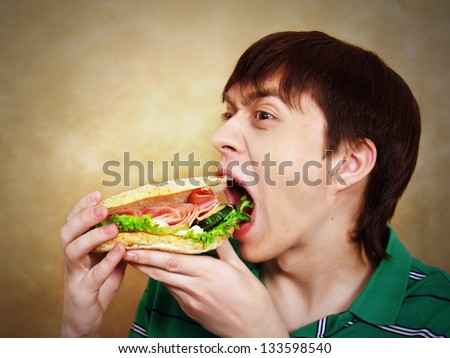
[141, 203, 198, 227]
[106, 188, 224, 227]
[188, 188, 221, 221]
[196, 199, 220, 221]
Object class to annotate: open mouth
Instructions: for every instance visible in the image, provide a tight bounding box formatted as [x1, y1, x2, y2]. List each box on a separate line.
[224, 176, 255, 216]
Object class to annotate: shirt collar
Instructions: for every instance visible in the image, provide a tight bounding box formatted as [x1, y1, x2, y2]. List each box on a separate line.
[349, 227, 412, 324]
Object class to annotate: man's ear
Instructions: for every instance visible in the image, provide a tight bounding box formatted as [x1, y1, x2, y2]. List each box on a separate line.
[330, 138, 377, 194]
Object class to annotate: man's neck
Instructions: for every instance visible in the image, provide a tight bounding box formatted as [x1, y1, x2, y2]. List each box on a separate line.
[260, 226, 373, 332]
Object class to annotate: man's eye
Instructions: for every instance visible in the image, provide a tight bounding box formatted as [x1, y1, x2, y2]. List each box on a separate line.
[220, 112, 234, 121]
[256, 111, 274, 120]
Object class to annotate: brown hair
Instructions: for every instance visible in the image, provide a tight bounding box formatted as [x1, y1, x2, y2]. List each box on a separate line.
[223, 31, 421, 267]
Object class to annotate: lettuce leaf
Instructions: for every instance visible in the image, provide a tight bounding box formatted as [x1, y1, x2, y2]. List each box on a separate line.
[181, 196, 253, 247]
[97, 214, 188, 235]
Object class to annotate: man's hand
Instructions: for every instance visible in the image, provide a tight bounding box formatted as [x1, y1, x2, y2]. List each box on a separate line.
[60, 191, 127, 337]
[123, 240, 288, 337]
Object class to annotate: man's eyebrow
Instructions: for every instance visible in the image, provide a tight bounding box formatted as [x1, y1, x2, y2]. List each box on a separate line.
[223, 87, 281, 106]
[222, 92, 236, 107]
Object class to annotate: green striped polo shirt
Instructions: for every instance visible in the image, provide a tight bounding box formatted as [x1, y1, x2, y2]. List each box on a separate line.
[128, 228, 450, 338]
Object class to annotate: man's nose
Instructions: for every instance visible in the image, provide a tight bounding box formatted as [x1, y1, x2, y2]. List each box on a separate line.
[211, 115, 245, 158]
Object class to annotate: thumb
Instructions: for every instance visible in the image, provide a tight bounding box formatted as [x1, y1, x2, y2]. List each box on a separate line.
[215, 239, 248, 270]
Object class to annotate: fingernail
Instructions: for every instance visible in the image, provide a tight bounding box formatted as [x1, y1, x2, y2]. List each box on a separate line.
[102, 224, 117, 235]
[88, 191, 100, 203]
[89, 191, 100, 202]
[112, 243, 123, 252]
[92, 206, 105, 218]
[124, 251, 137, 261]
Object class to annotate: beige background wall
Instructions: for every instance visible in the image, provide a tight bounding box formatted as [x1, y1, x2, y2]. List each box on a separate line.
[0, 0, 448, 337]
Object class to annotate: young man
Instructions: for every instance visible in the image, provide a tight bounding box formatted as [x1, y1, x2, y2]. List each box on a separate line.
[60, 31, 450, 338]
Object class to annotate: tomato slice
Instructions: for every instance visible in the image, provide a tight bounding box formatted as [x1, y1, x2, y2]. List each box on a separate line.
[188, 188, 215, 205]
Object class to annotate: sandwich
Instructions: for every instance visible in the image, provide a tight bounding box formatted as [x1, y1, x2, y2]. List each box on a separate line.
[93, 176, 252, 254]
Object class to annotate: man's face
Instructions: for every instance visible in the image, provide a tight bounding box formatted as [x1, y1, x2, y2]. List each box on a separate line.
[212, 84, 335, 263]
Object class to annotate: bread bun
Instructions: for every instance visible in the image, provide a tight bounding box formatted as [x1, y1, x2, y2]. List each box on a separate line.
[93, 231, 231, 254]
[101, 176, 226, 212]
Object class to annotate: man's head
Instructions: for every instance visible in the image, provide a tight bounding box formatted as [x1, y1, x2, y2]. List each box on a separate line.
[218, 31, 421, 266]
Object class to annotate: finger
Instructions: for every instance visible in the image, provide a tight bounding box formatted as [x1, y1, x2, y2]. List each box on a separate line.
[63, 224, 118, 260]
[124, 250, 211, 277]
[215, 240, 248, 270]
[130, 262, 192, 289]
[67, 191, 102, 222]
[60, 204, 109, 249]
[89, 243, 127, 288]
[98, 259, 128, 308]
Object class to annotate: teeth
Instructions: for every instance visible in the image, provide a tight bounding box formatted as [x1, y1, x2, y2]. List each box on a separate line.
[225, 176, 242, 187]
[224, 175, 238, 186]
